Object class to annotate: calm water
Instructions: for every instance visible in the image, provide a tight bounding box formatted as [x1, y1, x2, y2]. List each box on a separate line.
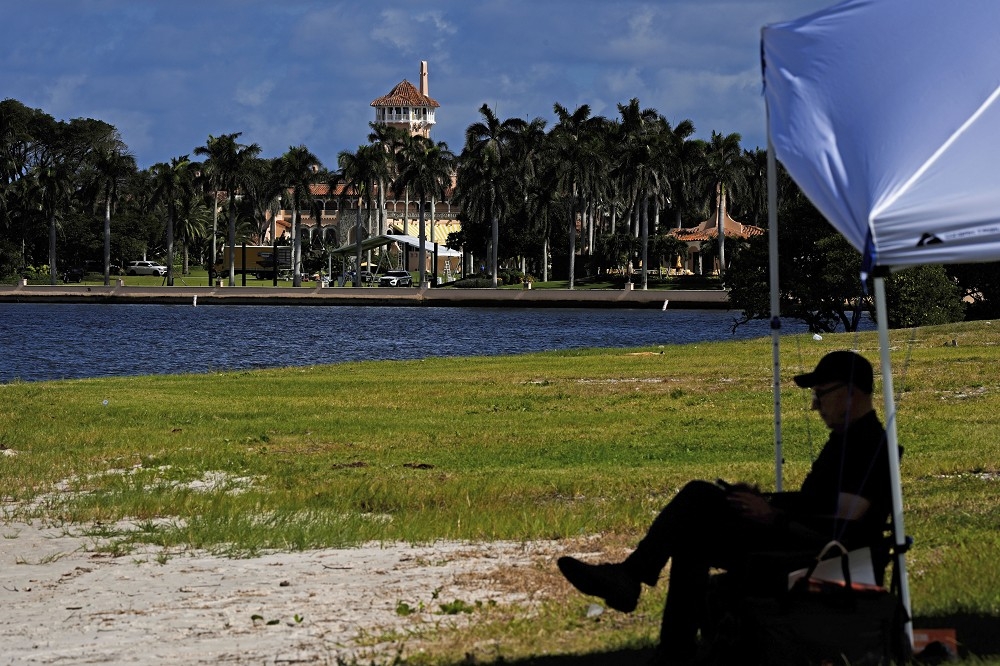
[0, 303, 824, 383]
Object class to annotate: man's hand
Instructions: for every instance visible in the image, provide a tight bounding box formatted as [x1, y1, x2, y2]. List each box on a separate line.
[727, 489, 777, 525]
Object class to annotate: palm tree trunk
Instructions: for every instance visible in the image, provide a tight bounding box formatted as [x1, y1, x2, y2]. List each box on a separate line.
[166, 203, 175, 286]
[431, 197, 437, 283]
[378, 179, 386, 235]
[542, 236, 549, 282]
[716, 184, 726, 278]
[103, 196, 112, 286]
[404, 187, 410, 237]
[227, 198, 236, 286]
[568, 196, 577, 290]
[587, 203, 597, 256]
[418, 198, 427, 286]
[640, 194, 649, 290]
[293, 202, 302, 287]
[49, 212, 57, 285]
[354, 206, 363, 286]
[491, 207, 499, 288]
[210, 191, 219, 284]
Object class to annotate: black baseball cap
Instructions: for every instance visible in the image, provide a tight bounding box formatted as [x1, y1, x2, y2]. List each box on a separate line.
[793, 350, 874, 394]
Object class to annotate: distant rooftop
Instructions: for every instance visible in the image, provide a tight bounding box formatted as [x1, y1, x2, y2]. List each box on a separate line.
[370, 80, 440, 109]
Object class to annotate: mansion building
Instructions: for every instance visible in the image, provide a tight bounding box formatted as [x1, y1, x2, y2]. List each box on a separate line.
[268, 61, 460, 263]
[257, 62, 755, 278]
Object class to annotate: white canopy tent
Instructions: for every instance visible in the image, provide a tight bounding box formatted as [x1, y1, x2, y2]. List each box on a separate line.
[762, 0, 1000, 644]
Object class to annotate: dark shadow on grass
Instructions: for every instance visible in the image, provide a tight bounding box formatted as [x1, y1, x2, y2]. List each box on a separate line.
[441, 647, 659, 665]
[914, 612, 1000, 660]
[433, 612, 1000, 665]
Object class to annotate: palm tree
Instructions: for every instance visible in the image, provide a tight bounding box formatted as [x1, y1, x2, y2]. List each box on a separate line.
[367, 123, 409, 237]
[150, 156, 192, 286]
[614, 98, 665, 289]
[194, 133, 261, 285]
[338, 144, 387, 285]
[175, 180, 210, 276]
[240, 157, 285, 244]
[87, 134, 135, 285]
[394, 136, 454, 286]
[278, 146, 322, 286]
[459, 104, 527, 287]
[34, 161, 73, 285]
[700, 131, 748, 278]
[549, 103, 606, 289]
[507, 117, 548, 279]
[663, 119, 702, 230]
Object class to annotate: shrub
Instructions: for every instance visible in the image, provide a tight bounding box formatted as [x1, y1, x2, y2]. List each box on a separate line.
[498, 269, 537, 285]
[453, 276, 495, 288]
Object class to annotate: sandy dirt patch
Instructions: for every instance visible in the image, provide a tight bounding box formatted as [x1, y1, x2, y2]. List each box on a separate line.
[0, 520, 563, 665]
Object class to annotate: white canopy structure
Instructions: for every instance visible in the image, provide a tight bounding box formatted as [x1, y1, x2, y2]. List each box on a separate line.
[762, 0, 1000, 645]
[763, 0, 1000, 273]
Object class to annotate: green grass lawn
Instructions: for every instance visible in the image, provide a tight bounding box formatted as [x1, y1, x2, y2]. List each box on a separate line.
[1, 321, 998, 663]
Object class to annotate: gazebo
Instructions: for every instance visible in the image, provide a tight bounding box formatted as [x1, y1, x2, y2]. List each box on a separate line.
[669, 194, 763, 275]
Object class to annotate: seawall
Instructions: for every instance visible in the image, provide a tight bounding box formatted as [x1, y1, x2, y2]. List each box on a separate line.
[0, 283, 729, 309]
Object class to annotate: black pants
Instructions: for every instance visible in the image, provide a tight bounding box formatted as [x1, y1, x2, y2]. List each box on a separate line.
[623, 480, 812, 657]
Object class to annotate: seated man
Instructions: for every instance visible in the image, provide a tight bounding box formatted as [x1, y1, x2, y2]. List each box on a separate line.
[558, 350, 894, 665]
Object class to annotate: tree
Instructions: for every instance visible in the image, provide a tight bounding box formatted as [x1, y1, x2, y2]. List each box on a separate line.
[394, 136, 454, 286]
[278, 145, 322, 287]
[34, 161, 73, 284]
[725, 173, 960, 334]
[699, 131, 748, 279]
[510, 117, 552, 279]
[367, 123, 410, 237]
[727, 182, 869, 333]
[87, 133, 136, 285]
[947, 262, 1000, 320]
[150, 156, 192, 286]
[614, 99, 668, 289]
[549, 104, 606, 288]
[338, 144, 388, 285]
[174, 176, 210, 276]
[878, 265, 964, 328]
[194, 133, 261, 285]
[663, 119, 702, 230]
[458, 104, 527, 287]
[240, 157, 284, 244]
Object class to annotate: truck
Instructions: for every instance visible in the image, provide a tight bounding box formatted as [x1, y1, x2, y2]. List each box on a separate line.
[214, 245, 292, 280]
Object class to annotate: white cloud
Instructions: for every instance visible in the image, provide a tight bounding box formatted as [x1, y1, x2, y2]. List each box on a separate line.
[372, 9, 457, 54]
[42, 75, 88, 117]
[236, 80, 277, 108]
[605, 67, 646, 97]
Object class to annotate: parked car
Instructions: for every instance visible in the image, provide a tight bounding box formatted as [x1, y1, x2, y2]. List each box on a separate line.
[84, 261, 123, 276]
[62, 267, 85, 283]
[126, 260, 167, 276]
[348, 270, 375, 284]
[378, 270, 413, 287]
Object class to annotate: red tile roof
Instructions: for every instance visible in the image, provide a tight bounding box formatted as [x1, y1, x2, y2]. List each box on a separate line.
[670, 208, 763, 242]
[370, 80, 440, 108]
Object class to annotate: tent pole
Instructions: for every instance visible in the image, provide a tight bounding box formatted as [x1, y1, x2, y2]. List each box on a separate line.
[767, 111, 783, 491]
[874, 275, 913, 646]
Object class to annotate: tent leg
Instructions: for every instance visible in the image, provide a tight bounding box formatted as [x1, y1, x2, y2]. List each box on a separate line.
[874, 276, 913, 647]
[766, 122, 783, 491]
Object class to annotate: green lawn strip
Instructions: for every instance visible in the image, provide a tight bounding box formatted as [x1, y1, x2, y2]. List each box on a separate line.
[2, 322, 999, 662]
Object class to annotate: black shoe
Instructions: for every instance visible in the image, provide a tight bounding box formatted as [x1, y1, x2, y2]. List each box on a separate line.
[557, 556, 641, 612]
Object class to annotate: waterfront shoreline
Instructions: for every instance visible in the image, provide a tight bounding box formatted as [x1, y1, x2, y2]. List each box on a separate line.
[0, 283, 729, 308]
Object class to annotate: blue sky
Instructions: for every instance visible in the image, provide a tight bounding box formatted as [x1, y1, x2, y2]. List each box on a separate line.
[1, 0, 833, 169]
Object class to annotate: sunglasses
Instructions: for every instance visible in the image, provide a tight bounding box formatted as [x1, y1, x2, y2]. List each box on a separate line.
[812, 383, 846, 401]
